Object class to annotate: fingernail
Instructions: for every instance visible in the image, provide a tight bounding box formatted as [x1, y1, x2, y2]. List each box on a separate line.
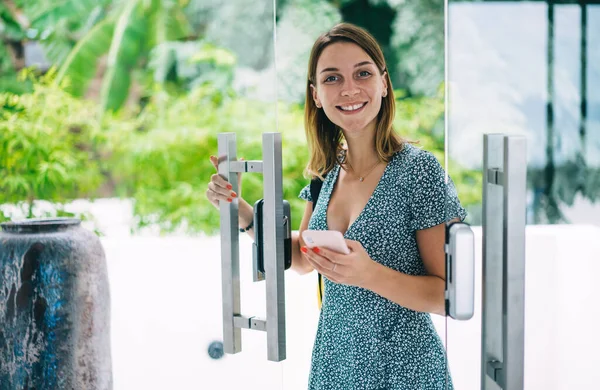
[231, 192, 237, 198]
[226, 184, 232, 190]
[227, 198, 232, 203]
[312, 247, 320, 254]
[300, 247, 308, 254]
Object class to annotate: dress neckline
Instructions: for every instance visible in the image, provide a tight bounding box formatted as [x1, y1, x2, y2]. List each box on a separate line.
[324, 151, 398, 237]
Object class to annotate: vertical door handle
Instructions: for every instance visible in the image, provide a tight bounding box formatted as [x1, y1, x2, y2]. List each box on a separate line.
[217, 132, 287, 362]
[482, 134, 527, 390]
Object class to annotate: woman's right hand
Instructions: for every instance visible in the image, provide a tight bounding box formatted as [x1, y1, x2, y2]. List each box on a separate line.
[206, 155, 241, 209]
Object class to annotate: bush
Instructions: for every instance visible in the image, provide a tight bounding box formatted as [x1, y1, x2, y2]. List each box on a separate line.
[0, 70, 106, 222]
[107, 85, 309, 234]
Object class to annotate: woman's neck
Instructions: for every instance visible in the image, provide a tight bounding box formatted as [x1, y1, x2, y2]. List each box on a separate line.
[343, 128, 379, 172]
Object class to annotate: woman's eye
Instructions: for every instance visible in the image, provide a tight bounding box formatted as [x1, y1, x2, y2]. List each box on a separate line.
[324, 75, 338, 83]
[358, 70, 372, 78]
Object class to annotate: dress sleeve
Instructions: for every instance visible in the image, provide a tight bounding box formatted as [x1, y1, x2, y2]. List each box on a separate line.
[299, 183, 312, 202]
[409, 151, 467, 231]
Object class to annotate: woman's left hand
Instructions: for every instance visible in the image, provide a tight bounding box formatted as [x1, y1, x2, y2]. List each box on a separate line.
[301, 240, 378, 288]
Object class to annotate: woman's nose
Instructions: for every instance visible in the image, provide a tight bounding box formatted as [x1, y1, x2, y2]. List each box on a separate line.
[341, 79, 360, 97]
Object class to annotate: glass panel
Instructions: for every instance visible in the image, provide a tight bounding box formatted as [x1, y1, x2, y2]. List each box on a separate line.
[447, 1, 600, 389]
[100, 0, 284, 388]
[0, 0, 283, 389]
[194, 0, 283, 388]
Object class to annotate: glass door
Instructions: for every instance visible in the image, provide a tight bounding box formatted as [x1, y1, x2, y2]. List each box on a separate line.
[197, 0, 286, 388]
[107, 1, 285, 388]
[446, 1, 600, 389]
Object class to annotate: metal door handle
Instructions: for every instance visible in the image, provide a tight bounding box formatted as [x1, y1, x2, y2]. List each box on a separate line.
[482, 134, 527, 389]
[218, 132, 287, 362]
[445, 221, 475, 320]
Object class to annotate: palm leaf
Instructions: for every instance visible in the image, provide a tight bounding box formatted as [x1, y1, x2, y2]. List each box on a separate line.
[55, 18, 116, 97]
[100, 0, 148, 112]
[0, 2, 25, 40]
[26, 0, 107, 27]
[163, 2, 192, 41]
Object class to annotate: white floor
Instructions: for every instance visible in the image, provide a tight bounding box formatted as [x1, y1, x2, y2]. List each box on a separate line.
[102, 234, 319, 390]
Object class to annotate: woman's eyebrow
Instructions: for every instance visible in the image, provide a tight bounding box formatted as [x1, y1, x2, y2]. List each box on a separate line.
[319, 61, 374, 74]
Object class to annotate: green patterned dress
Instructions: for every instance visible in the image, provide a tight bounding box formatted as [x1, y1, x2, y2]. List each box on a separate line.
[299, 143, 467, 390]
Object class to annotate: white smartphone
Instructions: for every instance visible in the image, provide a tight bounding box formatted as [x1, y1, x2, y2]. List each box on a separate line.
[301, 230, 350, 255]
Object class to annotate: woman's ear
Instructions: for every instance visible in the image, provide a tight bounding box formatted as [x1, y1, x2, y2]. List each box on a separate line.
[381, 72, 388, 97]
[310, 84, 321, 108]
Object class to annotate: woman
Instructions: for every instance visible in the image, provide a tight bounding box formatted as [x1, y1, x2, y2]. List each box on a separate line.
[206, 23, 466, 389]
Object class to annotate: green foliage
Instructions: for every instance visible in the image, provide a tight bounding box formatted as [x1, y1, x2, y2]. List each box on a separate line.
[107, 85, 309, 234]
[0, 43, 30, 95]
[147, 41, 237, 94]
[0, 2, 25, 40]
[55, 19, 116, 96]
[55, 0, 192, 113]
[0, 68, 482, 233]
[104, 82, 481, 234]
[0, 2, 27, 94]
[11, 0, 112, 65]
[0, 69, 106, 220]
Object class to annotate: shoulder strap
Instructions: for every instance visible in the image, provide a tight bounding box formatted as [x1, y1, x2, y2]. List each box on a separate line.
[309, 175, 326, 309]
[309, 176, 324, 211]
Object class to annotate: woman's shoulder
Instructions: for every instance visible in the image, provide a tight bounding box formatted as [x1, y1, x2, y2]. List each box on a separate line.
[392, 142, 442, 172]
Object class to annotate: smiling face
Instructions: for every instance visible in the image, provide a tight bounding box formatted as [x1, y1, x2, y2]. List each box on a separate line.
[311, 42, 388, 137]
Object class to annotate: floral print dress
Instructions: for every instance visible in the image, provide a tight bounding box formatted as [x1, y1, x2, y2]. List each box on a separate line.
[299, 143, 467, 390]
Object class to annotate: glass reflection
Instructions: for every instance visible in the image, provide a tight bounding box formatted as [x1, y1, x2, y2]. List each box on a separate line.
[449, 1, 600, 226]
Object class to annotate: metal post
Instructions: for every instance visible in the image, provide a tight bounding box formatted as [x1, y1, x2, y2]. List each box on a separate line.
[482, 134, 505, 389]
[482, 134, 527, 390]
[218, 133, 241, 355]
[262, 133, 286, 362]
[502, 136, 527, 389]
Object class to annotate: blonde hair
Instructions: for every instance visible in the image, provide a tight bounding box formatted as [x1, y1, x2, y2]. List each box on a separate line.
[304, 23, 405, 179]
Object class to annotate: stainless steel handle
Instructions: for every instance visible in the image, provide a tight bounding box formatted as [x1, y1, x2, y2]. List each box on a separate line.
[262, 133, 287, 362]
[482, 134, 527, 390]
[217, 132, 287, 362]
[445, 222, 475, 320]
[218, 133, 241, 357]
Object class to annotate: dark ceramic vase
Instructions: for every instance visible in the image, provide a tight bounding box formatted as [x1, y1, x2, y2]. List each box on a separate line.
[0, 218, 112, 390]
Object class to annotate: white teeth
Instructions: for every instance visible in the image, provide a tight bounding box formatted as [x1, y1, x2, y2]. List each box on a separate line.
[340, 103, 365, 111]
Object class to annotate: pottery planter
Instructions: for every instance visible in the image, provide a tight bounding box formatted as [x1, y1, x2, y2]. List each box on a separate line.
[0, 218, 112, 389]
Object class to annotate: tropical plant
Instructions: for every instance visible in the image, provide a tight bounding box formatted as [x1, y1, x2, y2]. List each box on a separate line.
[0, 68, 482, 232]
[0, 69, 107, 222]
[16, 0, 112, 63]
[107, 81, 482, 234]
[0, 1, 28, 93]
[55, 0, 192, 113]
[106, 84, 308, 234]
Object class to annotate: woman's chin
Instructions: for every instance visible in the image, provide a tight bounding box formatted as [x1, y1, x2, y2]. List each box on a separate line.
[335, 118, 377, 136]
